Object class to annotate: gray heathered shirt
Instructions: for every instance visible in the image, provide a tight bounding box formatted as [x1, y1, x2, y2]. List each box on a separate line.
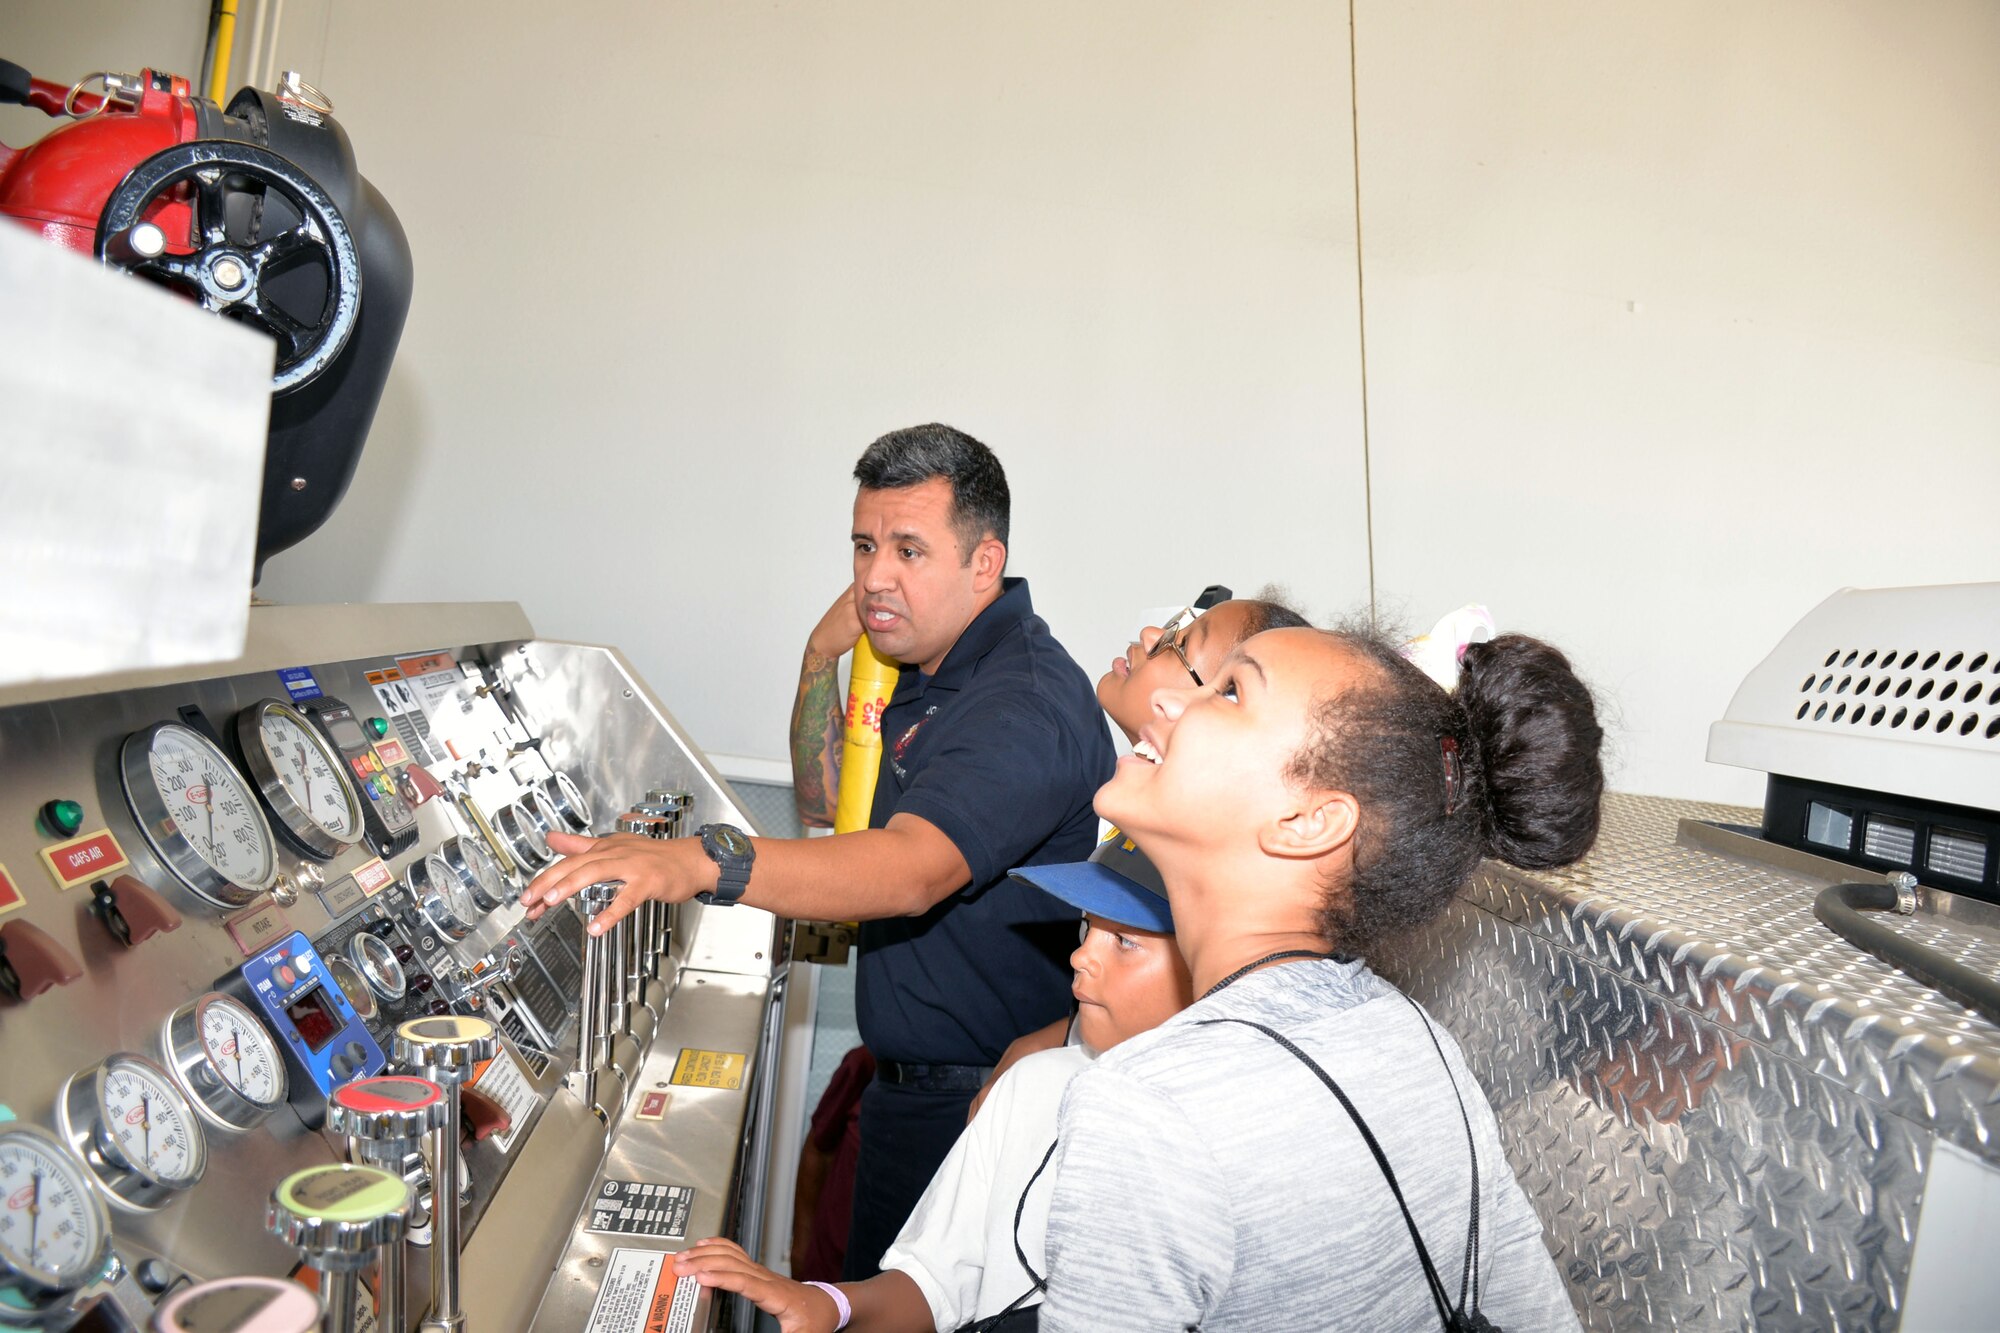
[1040, 957, 1579, 1332]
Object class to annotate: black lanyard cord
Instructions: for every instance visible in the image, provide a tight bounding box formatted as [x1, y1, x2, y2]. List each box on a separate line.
[1198, 949, 1346, 1002]
[1197, 1013, 1498, 1333]
[958, 1138, 1060, 1332]
[1403, 991, 1481, 1315]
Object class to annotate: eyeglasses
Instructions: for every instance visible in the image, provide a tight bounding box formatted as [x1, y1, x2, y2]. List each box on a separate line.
[1146, 607, 1203, 687]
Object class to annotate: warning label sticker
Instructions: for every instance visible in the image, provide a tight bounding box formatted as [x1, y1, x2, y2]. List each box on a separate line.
[471, 1046, 541, 1155]
[583, 1249, 700, 1333]
[669, 1048, 746, 1090]
[587, 1180, 694, 1239]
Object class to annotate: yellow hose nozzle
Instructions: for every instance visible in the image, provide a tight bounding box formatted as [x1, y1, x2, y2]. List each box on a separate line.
[833, 634, 900, 834]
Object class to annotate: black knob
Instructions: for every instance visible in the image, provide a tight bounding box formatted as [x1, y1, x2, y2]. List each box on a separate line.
[0, 60, 31, 108]
[89, 881, 133, 949]
[393, 944, 415, 965]
[410, 974, 434, 995]
[426, 1000, 449, 1016]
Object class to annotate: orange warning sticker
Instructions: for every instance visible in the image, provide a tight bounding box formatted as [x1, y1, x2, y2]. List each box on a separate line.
[394, 651, 456, 679]
[583, 1248, 700, 1333]
[669, 1049, 745, 1090]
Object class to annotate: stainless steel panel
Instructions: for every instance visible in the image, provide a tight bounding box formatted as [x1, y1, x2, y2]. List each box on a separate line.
[1376, 792, 2000, 1331]
[528, 971, 773, 1332]
[499, 640, 780, 976]
[0, 606, 778, 1330]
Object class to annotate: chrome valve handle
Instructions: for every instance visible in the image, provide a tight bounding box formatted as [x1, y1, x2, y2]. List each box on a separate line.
[267, 1164, 411, 1333]
[575, 882, 621, 1114]
[327, 1075, 449, 1333]
[391, 1016, 497, 1333]
[616, 813, 668, 982]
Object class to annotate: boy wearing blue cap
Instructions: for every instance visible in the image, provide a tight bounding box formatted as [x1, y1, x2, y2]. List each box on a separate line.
[675, 837, 1189, 1332]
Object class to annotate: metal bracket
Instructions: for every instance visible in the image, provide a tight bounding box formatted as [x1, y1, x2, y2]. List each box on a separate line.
[788, 919, 856, 966]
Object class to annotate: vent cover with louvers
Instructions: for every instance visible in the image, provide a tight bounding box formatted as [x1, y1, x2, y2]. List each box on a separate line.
[1708, 582, 2000, 814]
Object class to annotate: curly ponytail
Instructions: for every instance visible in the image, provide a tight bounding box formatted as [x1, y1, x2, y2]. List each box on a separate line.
[1287, 629, 1604, 955]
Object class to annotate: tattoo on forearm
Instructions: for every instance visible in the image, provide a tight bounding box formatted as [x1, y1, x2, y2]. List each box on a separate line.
[790, 658, 842, 823]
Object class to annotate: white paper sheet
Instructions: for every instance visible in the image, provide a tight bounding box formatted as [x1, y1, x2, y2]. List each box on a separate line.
[0, 222, 273, 686]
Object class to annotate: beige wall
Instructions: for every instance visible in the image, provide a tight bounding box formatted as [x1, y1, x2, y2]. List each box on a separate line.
[1356, 1, 2000, 799]
[9, 3, 1996, 801]
[256, 0, 1371, 775]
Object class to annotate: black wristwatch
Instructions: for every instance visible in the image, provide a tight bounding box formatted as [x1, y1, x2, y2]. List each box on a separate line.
[696, 823, 755, 906]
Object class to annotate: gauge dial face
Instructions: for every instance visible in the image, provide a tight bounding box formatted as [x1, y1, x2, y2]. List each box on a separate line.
[496, 801, 552, 870]
[412, 852, 479, 938]
[121, 723, 277, 907]
[238, 700, 364, 859]
[0, 1125, 109, 1291]
[96, 1056, 205, 1191]
[542, 772, 593, 833]
[326, 955, 377, 1022]
[519, 789, 560, 841]
[195, 995, 286, 1111]
[443, 834, 511, 910]
[348, 932, 407, 1002]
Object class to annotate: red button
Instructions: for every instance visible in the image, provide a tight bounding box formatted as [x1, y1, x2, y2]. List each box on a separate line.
[276, 964, 296, 987]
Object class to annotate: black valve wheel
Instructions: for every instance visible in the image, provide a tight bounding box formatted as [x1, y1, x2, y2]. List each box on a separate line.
[95, 140, 362, 394]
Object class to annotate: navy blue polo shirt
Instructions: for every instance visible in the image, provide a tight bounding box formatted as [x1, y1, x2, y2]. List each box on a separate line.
[855, 577, 1115, 1067]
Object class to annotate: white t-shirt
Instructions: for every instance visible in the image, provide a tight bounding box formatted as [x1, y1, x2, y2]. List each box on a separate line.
[880, 1045, 1090, 1329]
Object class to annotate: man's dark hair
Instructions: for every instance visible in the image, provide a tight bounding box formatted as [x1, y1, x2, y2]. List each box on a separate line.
[853, 424, 1011, 562]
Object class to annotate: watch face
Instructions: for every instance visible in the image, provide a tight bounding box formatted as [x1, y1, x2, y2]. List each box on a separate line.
[712, 826, 751, 859]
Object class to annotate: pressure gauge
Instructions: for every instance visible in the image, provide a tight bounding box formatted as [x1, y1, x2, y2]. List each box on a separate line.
[347, 931, 407, 1003]
[540, 771, 594, 833]
[408, 851, 479, 940]
[439, 833, 511, 911]
[492, 801, 553, 873]
[520, 788, 563, 843]
[56, 1053, 207, 1210]
[325, 953, 379, 1024]
[0, 1123, 112, 1307]
[121, 721, 278, 908]
[235, 698, 367, 860]
[162, 992, 289, 1132]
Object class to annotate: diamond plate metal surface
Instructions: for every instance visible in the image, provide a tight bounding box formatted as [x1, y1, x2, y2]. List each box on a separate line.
[1376, 793, 2000, 1331]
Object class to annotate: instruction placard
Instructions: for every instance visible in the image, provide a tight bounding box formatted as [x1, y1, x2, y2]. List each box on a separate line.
[583, 1248, 700, 1333]
[669, 1048, 745, 1090]
[587, 1179, 694, 1239]
[471, 1045, 541, 1154]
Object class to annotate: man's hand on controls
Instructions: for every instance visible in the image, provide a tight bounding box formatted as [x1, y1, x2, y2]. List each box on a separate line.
[519, 831, 714, 935]
[807, 586, 865, 663]
[673, 1238, 840, 1333]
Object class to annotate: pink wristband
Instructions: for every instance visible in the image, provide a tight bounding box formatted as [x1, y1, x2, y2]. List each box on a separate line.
[805, 1280, 852, 1330]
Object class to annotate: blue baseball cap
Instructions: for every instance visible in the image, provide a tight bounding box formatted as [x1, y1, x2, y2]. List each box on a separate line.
[1008, 832, 1173, 934]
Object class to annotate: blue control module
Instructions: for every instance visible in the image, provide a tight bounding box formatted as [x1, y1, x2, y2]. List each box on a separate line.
[239, 930, 386, 1105]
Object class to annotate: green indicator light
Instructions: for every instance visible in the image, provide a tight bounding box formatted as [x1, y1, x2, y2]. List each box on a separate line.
[39, 799, 85, 838]
[368, 717, 389, 739]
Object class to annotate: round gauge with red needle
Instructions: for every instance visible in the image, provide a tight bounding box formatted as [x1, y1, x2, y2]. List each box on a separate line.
[56, 1053, 206, 1211]
[235, 698, 366, 860]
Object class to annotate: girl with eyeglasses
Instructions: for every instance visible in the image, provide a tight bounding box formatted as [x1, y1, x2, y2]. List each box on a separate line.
[968, 591, 1313, 1105]
[1038, 624, 1601, 1332]
[1094, 592, 1311, 743]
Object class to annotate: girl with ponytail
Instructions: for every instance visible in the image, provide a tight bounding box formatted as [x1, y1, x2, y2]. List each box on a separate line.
[1038, 626, 1603, 1332]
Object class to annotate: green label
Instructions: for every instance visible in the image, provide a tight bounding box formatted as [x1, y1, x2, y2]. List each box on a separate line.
[278, 1165, 408, 1222]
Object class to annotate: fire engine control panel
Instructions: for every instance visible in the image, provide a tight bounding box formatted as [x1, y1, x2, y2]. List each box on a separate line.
[0, 604, 784, 1331]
